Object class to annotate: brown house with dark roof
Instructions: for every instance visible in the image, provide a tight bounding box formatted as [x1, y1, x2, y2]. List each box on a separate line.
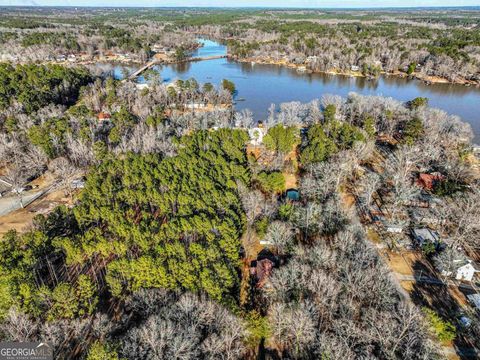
[250, 258, 275, 289]
[416, 173, 444, 191]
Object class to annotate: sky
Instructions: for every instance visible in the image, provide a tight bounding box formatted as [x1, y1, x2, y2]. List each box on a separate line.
[1, 0, 480, 8]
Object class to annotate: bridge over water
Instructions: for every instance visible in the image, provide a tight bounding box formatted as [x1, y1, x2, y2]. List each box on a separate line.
[128, 55, 227, 80]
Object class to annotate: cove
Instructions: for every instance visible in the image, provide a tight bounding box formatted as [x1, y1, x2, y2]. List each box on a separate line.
[100, 39, 480, 143]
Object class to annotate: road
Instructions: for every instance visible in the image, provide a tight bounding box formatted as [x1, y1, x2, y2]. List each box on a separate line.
[128, 55, 228, 80]
[395, 274, 477, 291]
[0, 187, 52, 217]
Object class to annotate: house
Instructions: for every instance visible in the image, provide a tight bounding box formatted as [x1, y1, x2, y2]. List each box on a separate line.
[97, 112, 111, 122]
[416, 173, 444, 191]
[455, 260, 479, 282]
[71, 178, 85, 189]
[440, 257, 473, 279]
[185, 103, 207, 110]
[152, 44, 167, 53]
[136, 83, 149, 90]
[250, 258, 275, 289]
[291, 56, 306, 65]
[467, 294, 480, 311]
[411, 228, 440, 248]
[248, 127, 265, 146]
[351, 65, 360, 72]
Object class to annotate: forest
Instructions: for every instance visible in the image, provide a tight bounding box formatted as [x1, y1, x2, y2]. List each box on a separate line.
[0, 56, 478, 359]
[0, 6, 479, 360]
[0, 8, 479, 83]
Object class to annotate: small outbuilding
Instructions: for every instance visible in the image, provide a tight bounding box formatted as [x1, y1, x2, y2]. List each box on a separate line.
[286, 189, 300, 202]
[71, 178, 86, 189]
[383, 222, 404, 234]
[97, 112, 111, 122]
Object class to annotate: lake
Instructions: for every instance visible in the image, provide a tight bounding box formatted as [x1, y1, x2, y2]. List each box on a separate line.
[101, 39, 480, 143]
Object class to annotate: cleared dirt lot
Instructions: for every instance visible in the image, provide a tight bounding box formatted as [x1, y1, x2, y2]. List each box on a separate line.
[0, 188, 71, 236]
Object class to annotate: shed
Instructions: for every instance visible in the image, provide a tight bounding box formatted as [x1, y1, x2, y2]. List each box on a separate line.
[97, 112, 111, 121]
[383, 222, 404, 234]
[71, 178, 86, 189]
[286, 189, 300, 202]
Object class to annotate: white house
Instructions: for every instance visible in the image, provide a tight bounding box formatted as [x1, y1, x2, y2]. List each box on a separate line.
[455, 261, 479, 282]
[248, 127, 265, 146]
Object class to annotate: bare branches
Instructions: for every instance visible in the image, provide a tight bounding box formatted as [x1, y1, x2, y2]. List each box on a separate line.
[119, 290, 247, 360]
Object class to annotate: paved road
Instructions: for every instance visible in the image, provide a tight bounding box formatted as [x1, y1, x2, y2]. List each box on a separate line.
[0, 190, 47, 217]
[395, 274, 477, 291]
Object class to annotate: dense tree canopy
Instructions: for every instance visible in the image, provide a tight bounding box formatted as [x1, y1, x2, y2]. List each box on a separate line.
[58, 129, 250, 301]
[0, 63, 91, 113]
[301, 117, 365, 165]
[263, 124, 299, 154]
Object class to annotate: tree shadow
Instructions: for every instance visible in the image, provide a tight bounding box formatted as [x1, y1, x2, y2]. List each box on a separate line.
[409, 259, 478, 359]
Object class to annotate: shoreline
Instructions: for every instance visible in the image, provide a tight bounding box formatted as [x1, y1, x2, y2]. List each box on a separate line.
[231, 56, 480, 87]
[40, 51, 479, 88]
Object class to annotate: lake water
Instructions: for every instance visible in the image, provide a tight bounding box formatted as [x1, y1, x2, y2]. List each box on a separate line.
[102, 39, 480, 143]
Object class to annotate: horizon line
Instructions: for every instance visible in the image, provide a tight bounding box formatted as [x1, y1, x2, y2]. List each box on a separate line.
[1, 5, 480, 10]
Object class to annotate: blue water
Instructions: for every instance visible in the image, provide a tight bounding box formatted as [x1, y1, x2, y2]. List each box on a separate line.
[102, 39, 480, 142]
